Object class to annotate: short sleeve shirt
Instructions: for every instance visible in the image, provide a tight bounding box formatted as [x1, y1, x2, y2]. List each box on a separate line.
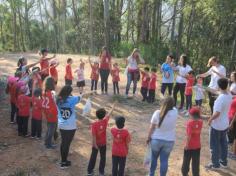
[207, 65, 226, 89]
[176, 65, 192, 83]
[186, 119, 203, 149]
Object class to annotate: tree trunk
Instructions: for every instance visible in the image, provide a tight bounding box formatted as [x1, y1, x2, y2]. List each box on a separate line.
[89, 0, 94, 54]
[10, 0, 17, 51]
[51, 0, 59, 52]
[177, 0, 185, 57]
[170, 0, 178, 51]
[230, 34, 236, 71]
[186, 0, 195, 55]
[103, 0, 110, 48]
[61, 0, 67, 52]
[24, 0, 32, 50]
[126, 0, 131, 42]
[17, 6, 26, 51]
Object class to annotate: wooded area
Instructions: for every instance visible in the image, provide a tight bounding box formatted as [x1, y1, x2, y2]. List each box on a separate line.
[0, 0, 236, 70]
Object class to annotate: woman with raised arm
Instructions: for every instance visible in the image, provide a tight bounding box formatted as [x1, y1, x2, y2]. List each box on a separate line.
[125, 48, 145, 98]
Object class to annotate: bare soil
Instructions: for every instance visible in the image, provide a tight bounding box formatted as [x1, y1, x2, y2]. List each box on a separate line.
[0, 53, 235, 176]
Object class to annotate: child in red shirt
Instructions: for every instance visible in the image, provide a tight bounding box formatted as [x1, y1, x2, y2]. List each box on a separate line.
[65, 58, 73, 86]
[111, 63, 120, 95]
[6, 76, 18, 123]
[148, 68, 157, 103]
[181, 107, 203, 176]
[31, 88, 43, 139]
[17, 86, 31, 137]
[140, 67, 150, 102]
[87, 103, 116, 176]
[42, 77, 58, 149]
[39, 48, 56, 81]
[184, 71, 195, 116]
[111, 116, 131, 176]
[32, 67, 42, 95]
[228, 98, 236, 158]
[49, 60, 59, 85]
[89, 57, 99, 92]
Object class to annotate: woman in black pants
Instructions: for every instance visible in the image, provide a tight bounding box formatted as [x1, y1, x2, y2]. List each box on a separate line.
[57, 85, 92, 169]
[173, 54, 192, 110]
[99, 46, 112, 94]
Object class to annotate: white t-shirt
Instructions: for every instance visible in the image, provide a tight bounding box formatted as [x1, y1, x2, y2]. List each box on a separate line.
[76, 68, 85, 81]
[176, 65, 192, 83]
[193, 85, 205, 100]
[207, 65, 226, 89]
[212, 93, 232, 130]
[150, 108, 178, 141]
[127, 56, 138, 70]
[230, 83, 236, 94]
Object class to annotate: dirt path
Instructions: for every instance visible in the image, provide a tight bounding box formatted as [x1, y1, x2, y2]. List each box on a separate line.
[0, 53, 235, 176]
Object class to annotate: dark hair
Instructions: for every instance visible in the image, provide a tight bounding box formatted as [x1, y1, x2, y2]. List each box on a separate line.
[57, 85, 73, 104]
[188, 70, 195, 75]
[217, 78, 228, 90]
[41, 48, 48, 55]
[67, 58, 72, 64]
[231, 72, 236, 82]
[17, 57, 25, 67]
[32, 67, 40, 72]
[96, 108, 106, 119]
[158, 97, 175, 128]
[34, 88, 42, 97]
[44, 77, 55, 92]
[151, 68, 157, 73]
[144, 67, 150, 71]
[180, 54, 187, 67]
[115, 116, 125, 129]
[168, 54, 174, 59]
[100, 46, 110, 58]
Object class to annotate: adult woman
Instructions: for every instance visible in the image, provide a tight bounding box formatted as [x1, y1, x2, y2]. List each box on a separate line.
[198, 56, 226, 114]
[160, 55, 175, 96]
[57, 85, 92, 169]
[125, 48, 145, 97]
[147, 97, 178, 176]
[173, 54, 192, 110]
[99, 46, 112, 94]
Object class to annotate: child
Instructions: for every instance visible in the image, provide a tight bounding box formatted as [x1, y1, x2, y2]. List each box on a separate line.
[181, 107, 203, 176]
[6, 76, 18, 123]
[111, 63, 120, 95]
[74, 59, 85, 94]
[39, 48, 56, 81]
[228, 96, 236, 157]
[111, 116, 131, 176]
[206, 78, 232, 169]
[193, 77, 205, 107]
[89, 57, 99, 92]
[17, 86, 31, 137]
[140, 67, 150, 102]
[32, 67, 43, 95]
[42, 77, 58, 149]
[230, 71, 236, 95]
[184, 70, 195, 116]
[50, 59, 59, 85]
[148, 68, 157, 103]
[31, 88, 43, 139]
[65, 58, 73, 86]
[87, 103, 116, 176]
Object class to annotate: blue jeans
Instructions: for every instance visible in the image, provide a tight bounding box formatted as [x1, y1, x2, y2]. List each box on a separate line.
[210, 127, 228, 167]
[45, 122, 57, 147]
[149, 139, 174, 176]
[125, 71, 139, 95]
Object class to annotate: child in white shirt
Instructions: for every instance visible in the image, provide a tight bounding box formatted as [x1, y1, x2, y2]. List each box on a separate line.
[74, 59, 85, 94]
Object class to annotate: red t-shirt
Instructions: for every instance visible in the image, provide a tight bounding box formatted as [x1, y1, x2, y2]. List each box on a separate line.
[185, 76, 195, 95]
[65, 64, 73, 80]
[111, 68, 120, 82]
[111, 128, 131, 157]
[149, 73, 157, 90]
[91, 65, 99, 80]
[42, 91, 58, 123]
[186, 119, 203, 149]
[33, 75, 43, 89]
[228, 98, 236, 121]
[141, 72, 150, 88]
[32, 96, 43, 120]
[50, 66, 58, 81]
[40, 58, 49, 75]
[17, 94, 31, 117]
[9, 83, 17, 103]
[91, 116, 109, 146]
[100, 55, 111, 70]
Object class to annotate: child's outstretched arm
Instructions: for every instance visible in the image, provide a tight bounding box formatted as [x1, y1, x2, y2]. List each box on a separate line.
[26, 60, 40, 69]
[107, 102, 117, 118]
[80, 91, 96, 98]
[88, 57, 92, 67]
[44, 54, 56, 61]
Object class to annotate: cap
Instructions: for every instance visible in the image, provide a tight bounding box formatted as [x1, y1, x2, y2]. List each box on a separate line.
[20, 86, 28, 94]
[16, 80, 25, 88]
[50, 59, 57, 66]
[7, 76, 19, 84]
[189, 107, 201, 118]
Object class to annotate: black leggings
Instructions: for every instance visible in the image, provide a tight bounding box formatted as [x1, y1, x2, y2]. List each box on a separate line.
[113, 82, 120, 94]
[100, 69, 110, 93]
[60, 129, 76, 162]
[141, 87, 148, 101]
[161, 83, 173, 96]
[173, 83, 186, 108]
[91, 80, 98, 91]
[208, 92, 217, 115]
[10, 103, 17, 122]
[112, 156, 126, 176]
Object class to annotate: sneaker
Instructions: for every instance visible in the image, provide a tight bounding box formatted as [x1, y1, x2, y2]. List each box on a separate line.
[228, 152, 236, 160]
[184, 112, 189, 117]
[23, 134, 30, 138]
[66, 160, 71, 166]
[10, 121, 15, 124]
[220, 161, 228, 168]
[46, 145, 57, 149]
[30, 136, 35, 139]
[60, 162, 70, 169]
[87, 172, 94, 176]
[205, 163, 220, 170]
[99, 173, 105, 176]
